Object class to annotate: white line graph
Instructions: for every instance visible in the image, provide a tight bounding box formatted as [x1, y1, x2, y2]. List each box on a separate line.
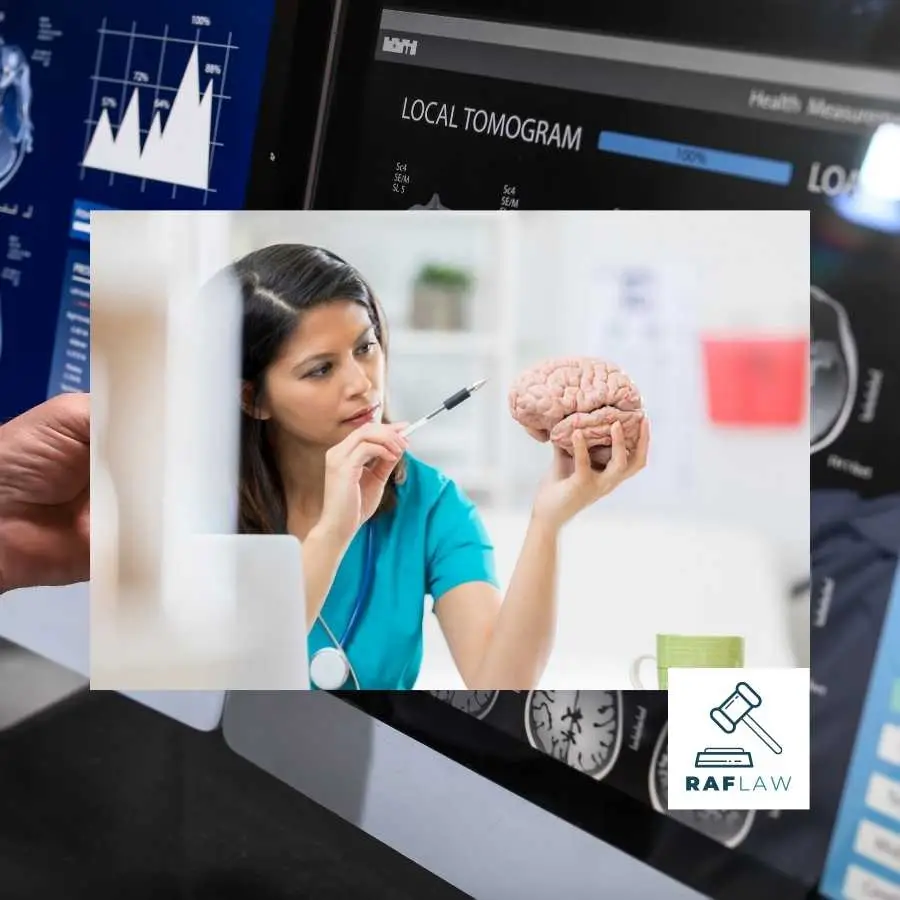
[80, 19, 237, 200]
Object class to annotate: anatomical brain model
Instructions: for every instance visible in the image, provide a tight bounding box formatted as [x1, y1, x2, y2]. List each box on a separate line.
[508, 357, 645, 468]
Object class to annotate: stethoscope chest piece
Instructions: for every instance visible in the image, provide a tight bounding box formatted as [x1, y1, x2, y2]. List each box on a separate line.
[311, 522, 377, 690]
[310, 646, 351, 691]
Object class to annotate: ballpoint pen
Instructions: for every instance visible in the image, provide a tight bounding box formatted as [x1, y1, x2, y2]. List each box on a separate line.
[400, 378, 488, 437]
[362, 379, 488, 470]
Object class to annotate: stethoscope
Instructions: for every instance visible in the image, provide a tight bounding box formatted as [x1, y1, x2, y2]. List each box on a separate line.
[309, 522, 377, 690]
[307, 379, 488, 690]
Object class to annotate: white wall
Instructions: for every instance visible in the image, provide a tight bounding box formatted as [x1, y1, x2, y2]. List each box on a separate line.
[233, 210, 811, 685]
[236, 210, 810, 576]
[512, 211, 810, 576]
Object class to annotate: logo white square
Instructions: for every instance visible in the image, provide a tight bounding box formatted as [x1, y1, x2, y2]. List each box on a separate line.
[667, 668, 810, 810]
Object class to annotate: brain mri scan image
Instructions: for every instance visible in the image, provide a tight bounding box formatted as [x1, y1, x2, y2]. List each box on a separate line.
[428, 690, 499, 719]
[0, 38, 33, 191]
[649, 725, 755, 849]
[509, 358, 645, 469]
[810, 286, 858, 454]
[524, 691, 623, 780]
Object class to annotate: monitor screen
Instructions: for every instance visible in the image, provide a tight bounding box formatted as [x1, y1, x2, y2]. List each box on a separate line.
[311, 2, 900, 219]
[0, 0, 313, 423]
[0, 0, 323, 726]
[308, 3, 900, 898]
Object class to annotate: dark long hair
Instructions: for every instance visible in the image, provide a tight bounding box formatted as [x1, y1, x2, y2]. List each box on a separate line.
[218, 243, 406, 535]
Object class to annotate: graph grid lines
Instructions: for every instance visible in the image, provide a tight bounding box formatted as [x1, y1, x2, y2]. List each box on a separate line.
[205, 30, 233, 207]
[143, 20, 169, 193]
[79, 20, 238, 200]
[80, 16, 109, 181]
[111, 20, 137, 188]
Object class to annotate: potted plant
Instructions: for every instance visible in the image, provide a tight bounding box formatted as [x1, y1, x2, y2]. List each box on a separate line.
[410, 262, 474, 331]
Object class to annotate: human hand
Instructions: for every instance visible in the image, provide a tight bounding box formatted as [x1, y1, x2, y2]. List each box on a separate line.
[0, 393, 90, 594]
[530, 417, 650, 532]
[315, 422, 409, 548]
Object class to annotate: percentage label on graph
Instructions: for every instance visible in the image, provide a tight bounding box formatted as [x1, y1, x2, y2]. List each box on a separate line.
[676, 146, 708, 166]
[101, 96, 118, 109]
[133, 70, 150, 83]
[192, 15, 212, 26]
[154, 98, 171, 110]
[204, 63, 222, 75]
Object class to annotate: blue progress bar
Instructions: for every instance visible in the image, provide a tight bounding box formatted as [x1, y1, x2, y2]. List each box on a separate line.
[597, 131, 793, 186]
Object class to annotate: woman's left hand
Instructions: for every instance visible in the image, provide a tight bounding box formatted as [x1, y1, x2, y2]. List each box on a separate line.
[531, 417, 650, 532]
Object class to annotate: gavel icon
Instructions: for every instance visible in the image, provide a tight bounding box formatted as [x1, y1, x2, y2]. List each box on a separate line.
[710, 682, 783, 755]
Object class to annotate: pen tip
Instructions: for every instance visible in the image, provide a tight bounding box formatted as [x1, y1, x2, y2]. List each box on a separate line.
[471, 378, 488, 392]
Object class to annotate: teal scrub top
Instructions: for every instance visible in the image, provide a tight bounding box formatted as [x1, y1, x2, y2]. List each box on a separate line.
[308, 453, 500, 689]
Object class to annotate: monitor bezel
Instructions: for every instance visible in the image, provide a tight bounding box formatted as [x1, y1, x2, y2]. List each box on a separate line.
[243, 0, 337, 210]
[304, 0, 900, 210]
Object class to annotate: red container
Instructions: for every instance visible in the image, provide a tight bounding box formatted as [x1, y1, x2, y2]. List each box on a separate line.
[702, 336, 808, 426]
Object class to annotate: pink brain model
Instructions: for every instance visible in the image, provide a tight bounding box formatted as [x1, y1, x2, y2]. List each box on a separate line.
[508, 357, 645, 468]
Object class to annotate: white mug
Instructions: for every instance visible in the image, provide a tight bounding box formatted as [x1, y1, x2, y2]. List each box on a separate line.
[629, 654, 659, 689]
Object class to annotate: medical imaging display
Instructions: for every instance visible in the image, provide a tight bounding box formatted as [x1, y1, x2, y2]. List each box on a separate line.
[810, 286, 858, 454]
[426, 689, 771, 856]
[0, 40, 32, 190]
[322, 6, 900, 899]
[648, 725, 756, 850]
[6, 0, 899, 895]
[428, 690, 498, 719]
[524, 691, 623, 779]
[0, 0, 280, 422]
[508, 358, 645, 468]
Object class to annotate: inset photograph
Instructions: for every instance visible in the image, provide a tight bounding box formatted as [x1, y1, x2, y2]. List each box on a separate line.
[88, 209, 810, 690]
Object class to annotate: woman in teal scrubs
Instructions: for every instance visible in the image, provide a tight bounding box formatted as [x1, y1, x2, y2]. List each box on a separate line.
[225, 243, 650, 690]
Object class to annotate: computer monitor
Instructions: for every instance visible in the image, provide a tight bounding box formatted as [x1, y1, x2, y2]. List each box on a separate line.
[224, 3, 900, 899]
[0, 0, 323, 728]
[0, 0, 325, 422]
[3, 0, 898, 894]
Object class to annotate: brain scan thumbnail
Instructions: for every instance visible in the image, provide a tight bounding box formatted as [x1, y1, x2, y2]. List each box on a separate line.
[524, 690, 623, 780]
[0, 39, 34, 191]
[428, 690, 499, 719]
[649, 724, 755, 849]
[810, 286, 858, 454]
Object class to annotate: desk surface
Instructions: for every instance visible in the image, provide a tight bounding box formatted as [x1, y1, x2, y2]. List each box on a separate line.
[0, 688, 470, 900]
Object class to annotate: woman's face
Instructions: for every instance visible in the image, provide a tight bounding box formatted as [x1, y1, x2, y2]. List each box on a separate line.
[254, 299, 386, 448]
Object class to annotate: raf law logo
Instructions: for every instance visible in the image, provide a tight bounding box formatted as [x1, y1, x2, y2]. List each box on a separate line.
[667, 668, 810, 810]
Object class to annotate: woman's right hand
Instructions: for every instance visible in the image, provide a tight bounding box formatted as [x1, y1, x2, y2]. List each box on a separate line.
[315, 422, 409, 549]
